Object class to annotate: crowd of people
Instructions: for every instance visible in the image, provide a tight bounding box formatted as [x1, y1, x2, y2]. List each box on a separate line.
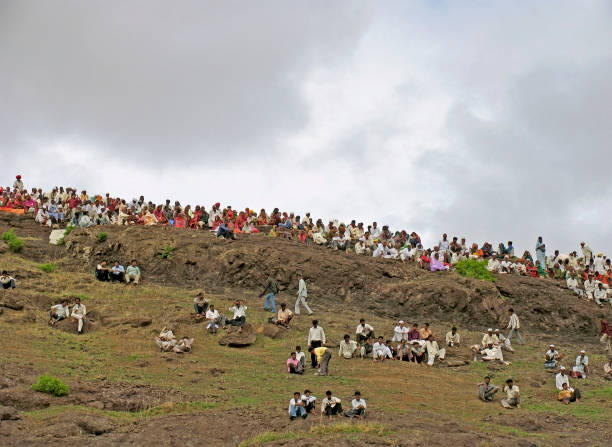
[2, 174, 612, 417]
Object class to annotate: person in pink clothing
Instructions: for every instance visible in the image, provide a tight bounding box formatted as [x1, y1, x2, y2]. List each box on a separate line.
[430, 253, 449, 272]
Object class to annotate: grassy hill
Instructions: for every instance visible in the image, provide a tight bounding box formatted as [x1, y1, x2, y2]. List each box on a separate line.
[0, 215, 610, 446]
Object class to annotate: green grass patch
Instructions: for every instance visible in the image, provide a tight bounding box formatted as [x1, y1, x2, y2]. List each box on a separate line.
[31, 374, 69, 396]
[97, 232, 108, 243]
[38, 262, 57, 273]
[64, 225, 75, 236]
[523, 399, 609, 421]
[161, 245, 175, 259]
[2, 228, 24, 253]
[455, 259, 495, 282]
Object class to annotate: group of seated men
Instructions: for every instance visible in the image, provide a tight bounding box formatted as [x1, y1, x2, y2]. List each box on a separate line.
[95, 259, 141, 285]
[48, 296, 87, 334]
[288, 390, 366, 420]
[470, 328, 514, 366]
[192, 294, 248, 334]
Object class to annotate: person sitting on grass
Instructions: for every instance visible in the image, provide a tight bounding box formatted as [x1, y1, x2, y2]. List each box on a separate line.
[445, 326, 460, 347]
[125, 259, 141, 285]
[276, 303, 293, 328]
[501, 379, 520, 409]
[410, 340, 426, 364]
[603, 357, 612, 380]
[205, 304, 221, 334]
[193, 292, 209, 317]
[288, 392, 307, 420]
[301, 389, 316, 414]
[110, 260, 125, 282]
[477, 376, 499, 402]
[95, 261, 110, 281]
[287, 352, 304, 375]
[338, 334, 358, 359]
[344, 391, 367, 418]
[396, 339, 411, 361]
[356, 318, 375, 343]
[495, 329, 514, 352]
[572, 350, 589, 378]
[321, 390, 343, 418]
[545, 344, 563, 370]
[294, 345, 306, 370]
[555, 366, 581, 401]
[558, 382, 581, 405]
[49, 299, 70, 325]
[425, 335, 445, 366]
[0, 271, 16, 290]
[372, 336, 393, 362]
[225, 300, 247, 333]
[71, 297, 87, 334]
[360, 337, 374, 359]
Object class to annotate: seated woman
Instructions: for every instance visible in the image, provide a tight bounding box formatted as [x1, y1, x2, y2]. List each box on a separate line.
[174, 212, 187, 228]
[258, 209, 269, 225]
[143, 210, 158, 226]
[430, 253, 449, 272]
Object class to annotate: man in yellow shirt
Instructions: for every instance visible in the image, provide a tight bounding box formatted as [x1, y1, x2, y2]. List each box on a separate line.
[309, 346, 331, 376]
[558, 383, 580, 404]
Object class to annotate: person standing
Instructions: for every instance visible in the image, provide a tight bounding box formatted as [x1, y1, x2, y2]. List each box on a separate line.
[535, 237, 546, 271]
[295, 273, 313, 316]
[260, 273, 278, 314]
[506, 308, 523, 345]
[307, 320, 325, 368]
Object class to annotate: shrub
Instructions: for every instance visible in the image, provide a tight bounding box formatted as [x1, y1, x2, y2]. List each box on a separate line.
[31, 374, 69, 396]
[1, 229, 24, 253]
[56, 237, 65, 245]
[64, 225, 75, 236]
[455, 259, 495, 282]
[97, 232, 108, 243]
[161, 245, 175, 259]
[38, 263, 57, 273]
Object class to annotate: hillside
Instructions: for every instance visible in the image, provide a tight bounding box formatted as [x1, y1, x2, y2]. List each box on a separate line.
[0, 214, 610, 446]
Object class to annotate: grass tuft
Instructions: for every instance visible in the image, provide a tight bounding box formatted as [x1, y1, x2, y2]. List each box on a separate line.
[2, 228, 24, 252]
[161, 245, 175, 259]
[97, 232, 108, 243]
[38, 262, 57, 273]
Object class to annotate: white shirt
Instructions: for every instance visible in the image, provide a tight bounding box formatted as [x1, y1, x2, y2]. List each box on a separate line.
[321, 396, 341, 412]
[205, 309, 219, 320]
[392, 325, 409, 342]
[373, 342, 392, 358]
[301, 394, 316, 405]
[351, 398, 367, 410]
[71, 303, 86, 318]
[425, 340, 442, 355]
[298, 278, 307, 297]
[503, 385, 519, 400]
[50, 304, 70, 318]
[356, 323, 374, 336]
[507, 313, 520, 329]
[229, 305, 246, 319]
[295, 351, 305, 364]
[288, 397, 304, 413]
[566, 277, 579, 288]
[555, 373, 570, 390]
[339, 340, 358, 358]
[439, 240, 450, 251]
[308, 326, 326, 345]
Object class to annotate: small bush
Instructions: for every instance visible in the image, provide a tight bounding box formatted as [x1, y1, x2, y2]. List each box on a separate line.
[56, 237, 65, 245]
[64, 225, 75, 236]
[97, 232, 108, 243]
[31, 374, 69, 396]
[1, 229, 24, 253]
[455, 259, 495, 282]
[161, 245, 175, 259]
[38, 263, 57, 273]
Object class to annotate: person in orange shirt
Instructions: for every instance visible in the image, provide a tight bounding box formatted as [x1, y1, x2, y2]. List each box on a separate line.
[558, 383, 580, 404]
[419, 323, 432, 340]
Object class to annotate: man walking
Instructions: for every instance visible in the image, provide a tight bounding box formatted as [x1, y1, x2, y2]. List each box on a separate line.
[260, 273, 278, 314]
[506, 308, 523, 345]
[295, 273, 313, 316]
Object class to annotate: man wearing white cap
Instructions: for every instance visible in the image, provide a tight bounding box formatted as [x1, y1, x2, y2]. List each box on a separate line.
[572, 350, 589, 378]
[494, 329, 513, 352]
[545, 344, 562, 369]
[482, 328, 498, 347]
[555, 367, 581, 402]
[392, 321, 409, 342]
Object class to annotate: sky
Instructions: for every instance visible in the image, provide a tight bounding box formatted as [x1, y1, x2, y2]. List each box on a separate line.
[1, 0, 611, 256]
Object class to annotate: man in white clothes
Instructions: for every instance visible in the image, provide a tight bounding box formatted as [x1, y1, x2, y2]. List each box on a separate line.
[580, 242, 593, 265]
[506, 308, 523, 345]
[71, 297, 87, 334]
[392, 320, 409, 342]
[205, 304, 221, 334]
[566, 272, 584, 297]
[225, 300, 247, 332]
[372, 336, 392, 362]
[295, 273, 313, 316]
[445, 326, 461, 347]
[584, 274, 597, 300]
[355, 319, 375, 344]
[338, 334, 358, 359]
[344, 391, 367, 418]
[49, 299, 70, 325]
[424, 335, 445, 366]
[555, 366, 582, 401]
[307, 320, 326, 368]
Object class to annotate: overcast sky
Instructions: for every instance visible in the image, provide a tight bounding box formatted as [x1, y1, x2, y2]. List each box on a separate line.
[1, 0, 611, 256]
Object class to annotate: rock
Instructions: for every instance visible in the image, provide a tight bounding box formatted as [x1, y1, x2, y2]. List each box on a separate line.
[262, 324, 289, 339]
[103, 316, 152, 328]
[444, 360, 469, 367]
[219, 324, 257, 347]
[0, 299, 24, 311]
[76, 416, 112, 435]
[0, 406, 19, 420]
[49, 229, 66, 245]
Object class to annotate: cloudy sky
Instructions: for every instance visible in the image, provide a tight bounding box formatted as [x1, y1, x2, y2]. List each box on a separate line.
[2, 0, 611, 255]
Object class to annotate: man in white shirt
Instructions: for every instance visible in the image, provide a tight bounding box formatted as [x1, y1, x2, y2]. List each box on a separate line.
[566, 272, 584, 297]
[438, 233, 450, 262]
[307, 320, 326, 368]
[0, 271, 16, 290]
[110, 261, 125, 282]
[295, 346, 306, 370]
[545, 344, 562, 369]
[594, 283, 609, 306]
[572, 350, 589, 378]
[205, 304, 221, 334]
[487, 257, 501, 273]
[594, 252, 606, 274]
[445, 326, 460, 347]
[506, 308, 523, 345]
[71, 297, 87, 334]
[370, 222, 381, 239]
[321, 390, 343, 418]
[295, 273, 313, 316]
[495, 329, 513, 352]
[225, 300, 247, 332]
[580, 242, 593, 265]
[355, 319, 375, 343]
[49, 299, 70, 325]
[288, 392, 307, 420]
[501, 379, 520, 409]
[424, 335, 445, 366]
[372, 337, 393, 362]
[301, 389, 316, 414]
[392, 320, 409, 342]
[338, 334, 358, 359]
[584, 274, 597, 300]
[344, 391, 367, 418]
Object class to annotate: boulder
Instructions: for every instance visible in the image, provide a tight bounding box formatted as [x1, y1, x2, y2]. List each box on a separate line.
[102, 315, 152, 328]
[49, 229, 66, 245]
[75, 416, 113, 435]
[262, 324, 290, 339]
[0, 406, 19, 420]
[0, 299, 24, 311]
[218, 323, 257, 347]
